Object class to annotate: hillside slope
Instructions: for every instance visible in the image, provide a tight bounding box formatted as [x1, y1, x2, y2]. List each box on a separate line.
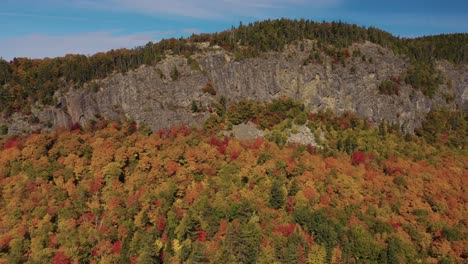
[0, 108, 466, 263]
[0, 19, 467, 134]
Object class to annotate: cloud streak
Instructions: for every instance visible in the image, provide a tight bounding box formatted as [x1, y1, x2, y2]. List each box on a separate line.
[71, 0, 341, 19]
[0, 11, 88, 21]
[0, 31, 176, 60]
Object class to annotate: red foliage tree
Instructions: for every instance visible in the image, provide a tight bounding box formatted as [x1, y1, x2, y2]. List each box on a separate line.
[80, 212, 95, 224]
[4, 137, 20, 150]
[297, 245, 307, 264]
[53, 252, 70, 264]
[169, 126, 179, 138]
[164, 160, 179, 176]
[112, 241, 122, 254]
[339, 119, 350, 130]
[286, 196, 295, 215]
[308, 113, 316, 121]
[391, 221, 402, 230]
[157, 215, 166, 232]
[319, 194, 331, 205]
[305, 233, 313, 247]
[351, 151, 366, 165]
[49, 234, 57, 248]
[230, 150, 240, 161]
[111, 122, 120, 130]
[127, 122, 137, 135]
[303, 187, 316, 201]
[210, 136, 229, 154]
[196, 227, 208, 242]
[179, 125, 191, 136]
[89, 178, 103, 195]
[158, 128, 168, 138]
[274, 223, 295, 237]
[216, 219, 228, 239]
[306, 144, 317, 155]
[99, 225, 110, 235]
[218, 144, 227, 155]
[252, 137, 264, 149]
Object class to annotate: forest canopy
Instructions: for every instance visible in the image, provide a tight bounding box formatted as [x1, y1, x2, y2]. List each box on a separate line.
[0, 99, 466, 263]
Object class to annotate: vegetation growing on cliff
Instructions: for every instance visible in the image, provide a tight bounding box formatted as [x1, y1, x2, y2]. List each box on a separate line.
[0, 99, 466, 263]
[0, 19, 466, 115]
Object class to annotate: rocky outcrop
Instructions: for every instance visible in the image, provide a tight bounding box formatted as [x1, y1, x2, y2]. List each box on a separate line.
[2, 41, 467, 134]
[287, 125, 324, 147]
[230, 122, 265, 140]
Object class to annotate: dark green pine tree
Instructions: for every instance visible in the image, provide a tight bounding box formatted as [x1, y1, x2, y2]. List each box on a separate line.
[190, 242, 208, 264]
[269, 181, 285, 209]
[237, 222, 262, 264]
[288, 179, 300, 196]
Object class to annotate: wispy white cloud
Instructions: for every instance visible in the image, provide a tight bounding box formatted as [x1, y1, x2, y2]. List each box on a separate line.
[69, 0, 342, 19]
[0, 11, 88, 21]
[0, 31, 174, 60]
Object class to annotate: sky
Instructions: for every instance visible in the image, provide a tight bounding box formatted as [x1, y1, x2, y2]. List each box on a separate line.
[0, 0, 467, 60]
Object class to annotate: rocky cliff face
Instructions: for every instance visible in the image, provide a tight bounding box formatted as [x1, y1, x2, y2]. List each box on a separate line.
[3, 41, 467, 134]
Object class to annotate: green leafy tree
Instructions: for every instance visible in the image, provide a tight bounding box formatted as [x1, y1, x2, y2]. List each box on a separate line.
[344, 226, 382, 262]
[385, 237, 418, 264]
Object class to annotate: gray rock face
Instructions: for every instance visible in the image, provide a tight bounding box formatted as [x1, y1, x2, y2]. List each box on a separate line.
[287, 125, 323, 148]
[231, 122, 265, 140]
[2, 41, 467, 134]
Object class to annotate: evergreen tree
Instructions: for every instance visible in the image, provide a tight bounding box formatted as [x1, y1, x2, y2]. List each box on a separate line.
[269, 181, 285, 209]
[191, 242, 208, 264]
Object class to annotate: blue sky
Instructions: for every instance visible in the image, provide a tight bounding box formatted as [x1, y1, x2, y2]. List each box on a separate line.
[0, 0, 467, 60]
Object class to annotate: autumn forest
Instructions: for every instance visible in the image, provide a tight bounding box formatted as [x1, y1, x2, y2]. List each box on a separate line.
[0, 97, 466, 263]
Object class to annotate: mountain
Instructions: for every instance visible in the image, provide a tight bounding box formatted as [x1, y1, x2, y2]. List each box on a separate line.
[0, 19, 467, 135]
[0, 19, 467, 263]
